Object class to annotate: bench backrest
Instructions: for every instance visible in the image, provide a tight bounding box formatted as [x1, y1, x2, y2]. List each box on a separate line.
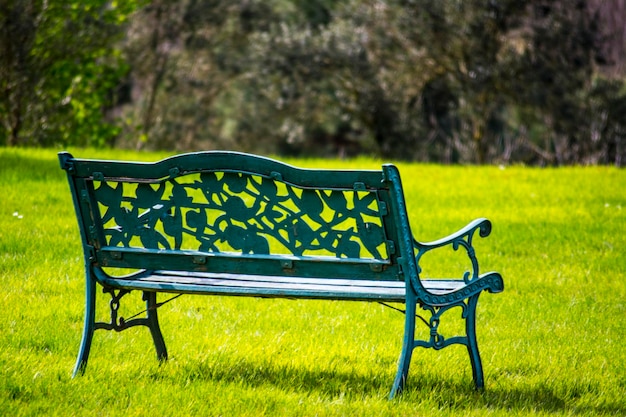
[59, 152, 414, 283]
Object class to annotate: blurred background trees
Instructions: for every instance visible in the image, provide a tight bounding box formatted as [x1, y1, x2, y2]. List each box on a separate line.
[2, 0, 625, 165]
[0, 0, 140, 147]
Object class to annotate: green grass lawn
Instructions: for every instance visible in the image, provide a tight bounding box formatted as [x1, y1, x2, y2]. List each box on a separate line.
[1, 147, 624, 416]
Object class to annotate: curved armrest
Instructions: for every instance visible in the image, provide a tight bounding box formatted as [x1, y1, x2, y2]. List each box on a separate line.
[413, 218, 493, 282]
[414, 218, 492, 251]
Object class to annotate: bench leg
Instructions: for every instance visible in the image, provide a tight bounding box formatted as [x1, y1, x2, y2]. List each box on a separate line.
[72, 273, 97, 377]
[389, 297, 417, 399]
[143, 291, 168, 362]
[466, 294, 484, 389]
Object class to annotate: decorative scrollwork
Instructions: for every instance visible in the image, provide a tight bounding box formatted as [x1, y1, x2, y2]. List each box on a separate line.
[93, 171, 389, 260]
[413, 219, 492, 286]
[414, 302, 468, 350]
[94, 288, 131, 332]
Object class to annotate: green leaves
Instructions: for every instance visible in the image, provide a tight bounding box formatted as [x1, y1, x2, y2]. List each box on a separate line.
[0, 0, 142, 147]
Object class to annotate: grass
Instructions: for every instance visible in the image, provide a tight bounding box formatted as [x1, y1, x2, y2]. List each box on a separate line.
[1, 147, 625, 416]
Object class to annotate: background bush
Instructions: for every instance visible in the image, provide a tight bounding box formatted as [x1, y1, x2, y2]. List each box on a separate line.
[2, 0, 625, 165]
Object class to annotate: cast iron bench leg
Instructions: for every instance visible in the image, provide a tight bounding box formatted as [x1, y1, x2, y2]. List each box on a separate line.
[72, 270, 96, 377]
[389, 294, 417, 399]
[143, 291, 168, 362]
[466, 294, 485, 389]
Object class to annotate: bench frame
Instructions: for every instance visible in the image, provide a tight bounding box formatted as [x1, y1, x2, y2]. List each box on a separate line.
[59, 151, 503, 398]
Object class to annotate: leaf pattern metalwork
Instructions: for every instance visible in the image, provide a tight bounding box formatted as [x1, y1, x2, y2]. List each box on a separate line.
[94, 171, 389, 260]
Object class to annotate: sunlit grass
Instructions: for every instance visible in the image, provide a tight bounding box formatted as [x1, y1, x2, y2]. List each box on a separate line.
[1, 147, 624, 416]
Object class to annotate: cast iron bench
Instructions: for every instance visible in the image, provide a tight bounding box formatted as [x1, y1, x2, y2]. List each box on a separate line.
[59, 151, 503, 398]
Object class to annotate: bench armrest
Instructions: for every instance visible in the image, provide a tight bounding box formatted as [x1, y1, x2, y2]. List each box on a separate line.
[413, 218, 493, 282]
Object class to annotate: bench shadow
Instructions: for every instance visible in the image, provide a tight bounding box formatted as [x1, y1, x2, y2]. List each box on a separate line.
[406, 377, 625, 415]
[171, 356, 391, 397]
[155, 358, 625, 414]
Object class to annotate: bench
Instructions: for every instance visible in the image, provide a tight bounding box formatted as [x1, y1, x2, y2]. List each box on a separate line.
[59, 151, 503, 398]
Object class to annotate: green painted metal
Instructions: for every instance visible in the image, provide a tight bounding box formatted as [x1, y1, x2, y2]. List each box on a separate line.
[59, 151, 503, 398]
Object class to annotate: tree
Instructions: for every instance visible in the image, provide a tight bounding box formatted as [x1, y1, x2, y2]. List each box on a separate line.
[0, 0, 140, 147]
[44, 0, 621, 165]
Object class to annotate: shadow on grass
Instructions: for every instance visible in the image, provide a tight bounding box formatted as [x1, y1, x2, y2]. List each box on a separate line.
[0, 149, 69, 185]
[171, 355, 391, 397]
[406, 377, 625, 415]
[150, 357, 624, 414]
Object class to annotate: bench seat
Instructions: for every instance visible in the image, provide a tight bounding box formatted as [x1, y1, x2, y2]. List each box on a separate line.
[98, 269, 474, 302]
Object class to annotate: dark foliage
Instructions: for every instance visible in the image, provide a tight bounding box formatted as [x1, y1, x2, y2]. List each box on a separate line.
[2, 0, 625, 165]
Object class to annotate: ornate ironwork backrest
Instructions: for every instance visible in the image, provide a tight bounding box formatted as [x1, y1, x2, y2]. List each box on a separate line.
[60, 152, 404, 281]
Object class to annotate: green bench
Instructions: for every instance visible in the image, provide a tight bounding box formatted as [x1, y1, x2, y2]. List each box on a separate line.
[59, 151, 503, 398]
